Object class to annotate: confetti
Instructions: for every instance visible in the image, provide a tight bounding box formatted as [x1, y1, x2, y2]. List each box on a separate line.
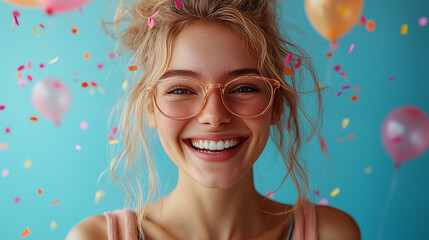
[14, 196, 20, 203]
[294, 58, 302, 68]
[0, 142, 8, 150]
[108, 134, 115, 141]
[90, 80, 98, 87]
[330, 41, 339, 51]
[71, 27, 78, 34]
[39, 24, 45, 29]
[80, 121, 88, 130]
[284, 53, 292, 65]
[16, 72, 22, 78]
[17, 65, 25, 71]
[49, 57, 58, 64]
[338, 6, 347, 16]
[337, 137, 345, 143]
[128, 66, 138, 71]
[37, 189, 43, 194]
[339, 72, 347, 79]
[400, 24, 408, 35]
[350, 95, 359, 102]
[51, 221, 57, 229]
[39, 63, 45, 68]
[364, 167, 372, 174]
[28, 61, 31, 69]
[392, 137, 402, 143]
[2, 169, 9, 177]
[94, 190, 105, 204]
[366, 20, 375, 32]
[348, 43, 355, 53]
[333, 65, 341, 71]
[326, 52, 333, 58]
[5, 126, 11, 134]
[353, 87, 361, 91]
[330, 188, 340, 197]
[266, 191, 274, 198]
[318, 198, 328, 205]
[97, 64, 103, 69]
[336, 91, 342, 96]
[18, 80, 26, 87]
[109, 53, 115, 60]
[98, 87, 105, 94]
[84, 52, 91, 59]
[12, 10, 20, 25]
[20, 227, 31, 238]
[89, 89, 95, 95]
[50, 200, 60, 206]
[27, 75, 32, 81]
[24, 159, 32, 168]
[341, 85, 350, 90]
[33, 26, 39, 36]
[419, 17, 428, 27]
[314, 190, 320, 196]
[75, 145, 82, 150]
[148, 17, 155, 29]
[389, 77, 396, 81]
[122, 80, 128, 90]
[174, 0, 182, 9]
[109, 140, 119, 145]
[29, 116, 38, 122]
[112, 126, 118, 134]
[319, 135, 327, 154]
[81, 82, 88, 88]
[360, 15, 367, 24]
[348, 133, 355, 140]
[283, 67, 293, 75]
[0, 105, 5, 110]
[342, 118, 350, 129]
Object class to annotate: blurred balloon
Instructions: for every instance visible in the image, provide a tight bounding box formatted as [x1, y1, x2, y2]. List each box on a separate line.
[381, 106, 429, 167]
[31, 78, 71, 127]
[3, 0, 39, 7]
[305, 0, 364, 42]
[34, 0, 92, 14]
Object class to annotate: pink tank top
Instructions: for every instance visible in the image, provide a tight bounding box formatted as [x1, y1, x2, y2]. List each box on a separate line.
[103, 198, 318, 240]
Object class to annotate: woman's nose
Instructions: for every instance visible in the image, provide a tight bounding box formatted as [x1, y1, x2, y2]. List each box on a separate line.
[196, 87, 232, 127]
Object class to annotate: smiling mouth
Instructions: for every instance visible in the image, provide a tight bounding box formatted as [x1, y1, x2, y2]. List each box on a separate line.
[186, 137, 246, 154]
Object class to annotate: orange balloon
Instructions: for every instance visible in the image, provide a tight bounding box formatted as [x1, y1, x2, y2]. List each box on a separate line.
[3, 0, 39, 7]
[305, 0, 363, 41]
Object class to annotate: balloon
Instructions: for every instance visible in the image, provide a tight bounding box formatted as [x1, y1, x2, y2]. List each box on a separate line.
[34, 0, 92, 14]
[305, 0, 364, 41]
[381, 106, 429, 167]
[31, 78, 71, 127]
[3, 0, 39, 7]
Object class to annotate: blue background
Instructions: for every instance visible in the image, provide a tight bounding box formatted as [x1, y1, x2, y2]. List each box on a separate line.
[1, 0, 428, 239]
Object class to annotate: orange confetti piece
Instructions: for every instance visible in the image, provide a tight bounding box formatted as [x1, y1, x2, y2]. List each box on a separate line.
[71, 27, 78, 34]
[353, 87, 361, 91]
[348, 133, 355, 140]
[337, 137, 345, 143]
[84, 52, 91, 59]
[81, 82, 88, 88]
[29, 116, 38, 121]
[39, 24, 45, 29]
[128, 66, 138, 71]
[20, 227, 31, 237]
[50, 200, 60, 206]
[37, 189, 43, 194]
[319, 135, 327, 154]
[283, 67, 293, 75]
[366, 20, 375, 32]
[0, 142, 8, 150]
[90, 81, 98, 87]
[326, 52, 333, 58]
[350, 95, 359, 102]
[16, 72, 22, 79]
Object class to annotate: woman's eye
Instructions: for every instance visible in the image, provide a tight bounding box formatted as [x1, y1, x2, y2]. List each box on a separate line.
[167, 88, 193, 95]
[232, 86, 259, 93]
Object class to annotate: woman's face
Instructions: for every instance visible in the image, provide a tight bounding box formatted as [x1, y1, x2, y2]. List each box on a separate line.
[148, 21, 275, 189]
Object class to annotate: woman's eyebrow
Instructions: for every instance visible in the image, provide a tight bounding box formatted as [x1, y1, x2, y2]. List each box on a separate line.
[159, 68, 260, 80]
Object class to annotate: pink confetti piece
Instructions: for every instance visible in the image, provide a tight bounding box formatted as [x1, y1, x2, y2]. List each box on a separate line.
[419, 17, 428, 27]
[360, 15, 367, 24]
[18, 80, 26, 87]
[28, 61, 31, 69]
[349, 43, 355, 53]
[318, 198, 328, 205]
[2, 169, 9, 177]
[147, 17, 155, 29]
[0, 105, 5, 111]
[341, 85, 350, 90]
[14, 196, 20, 203]
[337, 91, 343, 96]
[284, 53, 292, 65]
[75, 145, 82, 150]
[392, 137, 402, 143]
[174, 0, 182, 9]
[27, 75, 32, 81]
[80, 121, 88, 130]
[53, 82, 61, 88]
[17, 65, 25, 71]
[333, 65, 341, 71]
[314, 189, 320, 196]
[108, 134, 115, 141]
[389, 77, 396, 81]
[39, 63, 45, 68]
[109, 53, 115, 60]
[112, 126, 118, 134]
[330, 41, 339, 51]
[339, 72, 348, 79]
[97, 64, 104, 69]
[5, 127, 11, 134]
[12, 10, 20, 26]
[294, 58, 302, 68]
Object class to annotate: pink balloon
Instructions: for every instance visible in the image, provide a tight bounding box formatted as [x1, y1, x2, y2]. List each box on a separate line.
[31, 77, 71, 127]
[381, 106, 429, 167]
[35, 0, 92, 14]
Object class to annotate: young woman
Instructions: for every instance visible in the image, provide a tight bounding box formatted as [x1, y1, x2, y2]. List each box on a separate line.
[67, 0, 360, 239]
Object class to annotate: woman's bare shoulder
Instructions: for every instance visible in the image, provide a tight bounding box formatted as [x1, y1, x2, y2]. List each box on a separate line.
[65, 215, 107, 240]
[316, 205, 361, 240]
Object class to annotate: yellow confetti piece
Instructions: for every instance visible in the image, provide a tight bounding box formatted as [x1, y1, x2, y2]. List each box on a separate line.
[122, 81, 128, 90]
[338, 6, 347, 16]
[98, 87, 105, 94]
[50, 221, 57, 229]
[342, 118, 350, 129]
[89, 89, 95, 95]
[49, 57, 58, 64]
[109, 140, 119, 145]
[94, 190, 105, 204]
[24, 159, 32, 169]
[330, 188, 340, 197]
[400, 24, 408, 35]
[364, 167, 372, 174]
[0, 142, 8, 150]
[33, 26, 39, 37]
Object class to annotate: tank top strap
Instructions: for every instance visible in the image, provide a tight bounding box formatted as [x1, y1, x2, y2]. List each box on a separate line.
[290, 198, 318, 240]
[104, 209, 142, 240]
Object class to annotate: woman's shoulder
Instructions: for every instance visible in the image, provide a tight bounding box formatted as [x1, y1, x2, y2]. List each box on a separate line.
[316, 204, 361, 240]
[65, 214, 107, 240]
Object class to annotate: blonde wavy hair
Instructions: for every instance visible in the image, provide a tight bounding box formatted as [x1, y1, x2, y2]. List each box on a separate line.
[102, 0, 325, 237]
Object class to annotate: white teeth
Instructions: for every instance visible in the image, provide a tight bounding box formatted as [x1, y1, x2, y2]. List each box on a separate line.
[191, 138, 241, 151]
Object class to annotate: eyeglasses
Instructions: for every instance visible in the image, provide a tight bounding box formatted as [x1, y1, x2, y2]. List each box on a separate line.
[144, 75, 280, 120]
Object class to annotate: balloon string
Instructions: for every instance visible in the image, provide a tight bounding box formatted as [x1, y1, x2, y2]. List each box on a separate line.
[377, 168, 399, 240]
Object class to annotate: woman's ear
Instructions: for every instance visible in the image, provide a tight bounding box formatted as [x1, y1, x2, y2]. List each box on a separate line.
[146, 102, 157, 128]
